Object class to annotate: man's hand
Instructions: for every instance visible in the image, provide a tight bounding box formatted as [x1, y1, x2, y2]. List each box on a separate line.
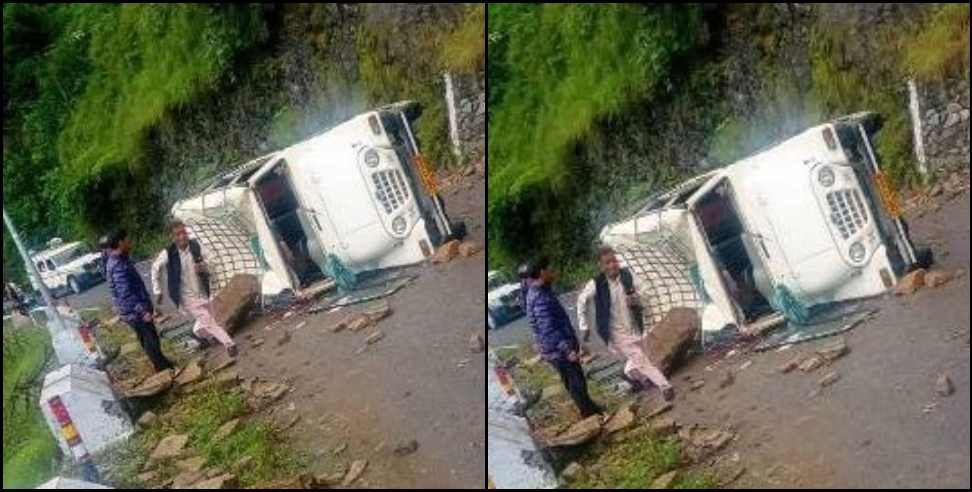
[566, 351, 580, 363]
[142, 312, 154, 323]
[625, 293, 641, 307]
[195, 262, 208, 274]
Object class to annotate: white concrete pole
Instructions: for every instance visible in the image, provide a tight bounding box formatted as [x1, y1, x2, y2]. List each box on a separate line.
[907, 79, 929, 175]
[443, 72, 464, 160]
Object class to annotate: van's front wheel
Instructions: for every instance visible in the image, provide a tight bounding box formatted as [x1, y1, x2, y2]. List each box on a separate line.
[68, 277, 82, 295]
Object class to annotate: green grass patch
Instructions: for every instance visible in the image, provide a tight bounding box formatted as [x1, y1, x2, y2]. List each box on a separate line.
[568, 427, 716, 490]
[3, 326, 59, 489]
[110, 386, 305, 489]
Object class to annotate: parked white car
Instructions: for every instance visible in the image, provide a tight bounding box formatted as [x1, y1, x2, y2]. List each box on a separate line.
[28, 239, 106, 297]
[487, 271, 524, 331]
[600, 112, 919, 335]
[171, 102, 454, 296]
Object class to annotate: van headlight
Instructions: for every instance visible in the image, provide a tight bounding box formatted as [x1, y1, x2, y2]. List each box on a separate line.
[364, 149, 380, 168]
[818, 167, 836, 188]
[849, 242, 866, 263]
[392, 216, 407, 235]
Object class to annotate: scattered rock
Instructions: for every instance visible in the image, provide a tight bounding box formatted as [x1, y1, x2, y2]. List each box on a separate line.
[646, 401, 674, 419]
[936, 373, 955, 397]
[925, 270, 955, 288]
[652, 470, 679, 489]
[211, 274, 260, 334]
[690, 380, 705, 392]
[799, 355, 824, 373]
[643, 308, 700, 375]
[125, 369, 175, 398]
[393, 439, 420, 457]
[469, 334, 485, 354]
[276, 331, 292, 347]
[779, 359, 801, 374]
[817, 338, 849, 362]
[603, 404, 636, 435]
[819, 372, 840, 388]
[214, 419, 240, 442]
[150, 434, 190, 462]
[895, 269, 926, 296]
[432, 240, 461, 264]
[251, 381, 291, 403]
[342, 460, 369, 486]
[693, 429, 734, 451]
[252, 338, 265, 348]
[332, 443, 348, 455]
[207, 355, 237, 374]
[561, 462, 585, 483]
[717, 371, 735, 390]
[176, 361, 204, 387]
[190, 473, 238, 489]
[172, 470, 205, 489]
[211, 370, 240, 391]
[314, 470, 347, 488]
[330, 319, 349, 333]
[347, 315, 374, 333]
[543, 416, 603, 448]
[649, 417, 678, 437]
[366, 331, 385, 345]
[364, 302, 392, 323]
[137, 411, 159, 429]
[458, 241, 482, 257]
[176, 457, 208, 474]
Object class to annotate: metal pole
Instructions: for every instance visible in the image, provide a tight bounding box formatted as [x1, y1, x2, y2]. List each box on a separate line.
[2, 207, 69, 334]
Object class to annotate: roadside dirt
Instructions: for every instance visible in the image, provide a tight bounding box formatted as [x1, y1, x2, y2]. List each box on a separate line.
[490, 171, 970, 488]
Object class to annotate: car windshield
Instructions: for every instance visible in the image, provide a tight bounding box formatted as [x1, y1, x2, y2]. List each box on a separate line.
[488, 273, 512, 291]
[51, 246, 88, 266]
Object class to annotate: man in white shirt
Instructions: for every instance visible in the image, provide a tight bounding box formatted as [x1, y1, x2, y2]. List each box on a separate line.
[577, 245, 674, 402]
[151, 220, 237, 357]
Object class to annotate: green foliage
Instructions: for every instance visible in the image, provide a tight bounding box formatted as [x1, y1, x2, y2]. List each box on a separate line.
[441, 3, 485, 75]
[487, 4, 704, 276]
[903, 3, 970, 82]
[3, 327, 58, 489]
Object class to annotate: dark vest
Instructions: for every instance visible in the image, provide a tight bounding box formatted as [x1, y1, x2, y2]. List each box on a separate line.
[594, 268, 645, 344]
[167, 240, 211, 308]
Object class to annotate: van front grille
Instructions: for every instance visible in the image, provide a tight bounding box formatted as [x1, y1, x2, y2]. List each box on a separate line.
[372, 169, 410, 215]
[826, 189, 869, 240]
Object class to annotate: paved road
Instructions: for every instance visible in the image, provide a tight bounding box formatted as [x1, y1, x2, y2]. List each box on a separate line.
[489, 187, 971, 489]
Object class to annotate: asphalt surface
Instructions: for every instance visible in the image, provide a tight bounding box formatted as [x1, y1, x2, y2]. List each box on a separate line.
[489, 186, 970, 489]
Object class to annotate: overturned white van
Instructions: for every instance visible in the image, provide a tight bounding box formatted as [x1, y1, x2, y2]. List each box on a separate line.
[600, 112, 920, 336]
[171, 102, 454, 296]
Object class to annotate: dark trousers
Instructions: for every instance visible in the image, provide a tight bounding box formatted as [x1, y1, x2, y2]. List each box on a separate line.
[129, 320, 174, 372]
[551, 359, 602, 418]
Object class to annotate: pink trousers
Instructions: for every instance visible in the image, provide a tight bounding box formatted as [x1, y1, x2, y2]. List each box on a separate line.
[184, 298, 235, 349]
[609, 330, 671, 390]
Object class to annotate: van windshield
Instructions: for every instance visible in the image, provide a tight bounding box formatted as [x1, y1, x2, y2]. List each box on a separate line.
[51, 246, 88, 266]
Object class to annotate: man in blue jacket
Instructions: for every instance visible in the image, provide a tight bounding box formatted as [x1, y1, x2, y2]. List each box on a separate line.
[526, 258, 603, 418]
[105, 230, 174, 372]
